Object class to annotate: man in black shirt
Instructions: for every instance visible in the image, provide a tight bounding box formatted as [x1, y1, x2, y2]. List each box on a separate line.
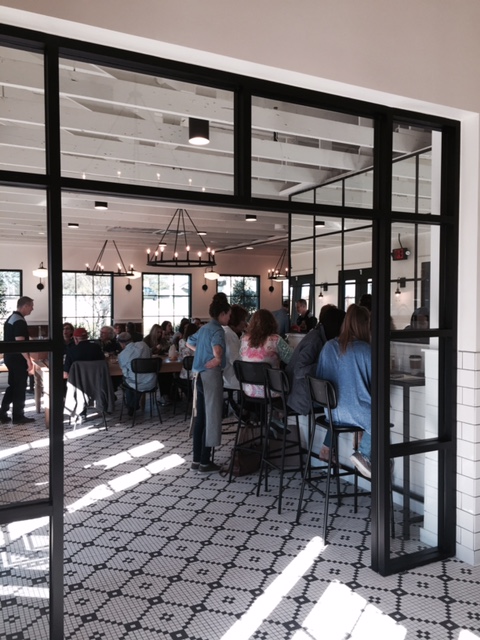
[1, 296, 35, 424]
[64, 327, 104, 374]
[294, 299, 317, 333]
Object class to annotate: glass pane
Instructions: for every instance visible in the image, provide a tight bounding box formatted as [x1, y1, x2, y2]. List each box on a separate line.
[62, 272, 112, 338]
[0, 517, 50, 638]
[392, 124, 440, 215]
[390, 336, 437, 442]
[391, 222, 439, 331]
[252, 97, 374, 202]
[391, 452, 438, 554]
[143, 273, 191, 330]
[344, 170, 373, 208]
[0, 350, 50, 505]
[0, 46, 45, 174]
[59, 59, 234, 194]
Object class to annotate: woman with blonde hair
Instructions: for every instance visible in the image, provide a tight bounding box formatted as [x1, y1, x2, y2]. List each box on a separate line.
[239, 308, 293, 398]
[316, 303, 372, 477]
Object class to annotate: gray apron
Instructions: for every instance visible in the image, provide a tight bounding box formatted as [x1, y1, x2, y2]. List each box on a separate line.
[200, 367, 223, 447]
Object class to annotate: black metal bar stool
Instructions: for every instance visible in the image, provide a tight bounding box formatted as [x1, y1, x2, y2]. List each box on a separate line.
[296, 376, 395, 542]
[257, 368, 303, 513]
[227, 360, 271, 483]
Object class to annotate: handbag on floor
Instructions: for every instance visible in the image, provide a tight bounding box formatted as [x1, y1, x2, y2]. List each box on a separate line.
[224, 424, 262, 477]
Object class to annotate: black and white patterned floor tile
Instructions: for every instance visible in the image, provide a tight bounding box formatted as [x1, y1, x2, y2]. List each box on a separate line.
[1, 399, 480, 639]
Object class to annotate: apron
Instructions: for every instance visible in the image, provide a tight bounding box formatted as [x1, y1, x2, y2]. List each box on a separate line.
[200, 367, 223, 447]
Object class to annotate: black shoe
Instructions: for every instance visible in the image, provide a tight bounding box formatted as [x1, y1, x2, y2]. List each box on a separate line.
[13, 416, 35, 425]
[0, 413, 11, 424]
[198, 462, 221, 473]
[191, 462, 200, 470]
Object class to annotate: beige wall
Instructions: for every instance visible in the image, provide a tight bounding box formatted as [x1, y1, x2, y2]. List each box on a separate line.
[2, 0, 480, 113]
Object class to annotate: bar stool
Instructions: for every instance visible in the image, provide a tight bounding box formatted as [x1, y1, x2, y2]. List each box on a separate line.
[227, 360, 271, 483]
[296, 376, 395, 542]
[258, 368, 303, 514]
[296, 376, 368, 542]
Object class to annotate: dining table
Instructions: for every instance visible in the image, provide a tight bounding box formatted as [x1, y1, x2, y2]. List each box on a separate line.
[105, 353, 183, 376]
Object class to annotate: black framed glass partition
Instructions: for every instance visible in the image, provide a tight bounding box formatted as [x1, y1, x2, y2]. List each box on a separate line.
[0, 21, 460, 638]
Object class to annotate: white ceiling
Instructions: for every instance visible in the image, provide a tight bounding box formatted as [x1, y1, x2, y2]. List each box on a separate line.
[0, 45, 432, 258]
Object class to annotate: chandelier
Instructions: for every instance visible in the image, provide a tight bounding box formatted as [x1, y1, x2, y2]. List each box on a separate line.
[146, 208, 216, 268]
[267, 248, 289, 282]
[85, 240, 140, 278]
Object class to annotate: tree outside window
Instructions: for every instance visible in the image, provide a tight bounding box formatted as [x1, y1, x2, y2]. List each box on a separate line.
[218, 275, 259, 314]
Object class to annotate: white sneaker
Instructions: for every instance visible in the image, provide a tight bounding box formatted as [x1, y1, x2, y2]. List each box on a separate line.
[350, 452, 372, 479]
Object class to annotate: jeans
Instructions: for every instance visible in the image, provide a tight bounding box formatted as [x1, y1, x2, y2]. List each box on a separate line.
[192, 376, 212, 465]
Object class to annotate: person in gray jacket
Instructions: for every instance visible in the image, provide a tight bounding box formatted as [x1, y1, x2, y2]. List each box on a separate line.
[286, 305, 345, 415]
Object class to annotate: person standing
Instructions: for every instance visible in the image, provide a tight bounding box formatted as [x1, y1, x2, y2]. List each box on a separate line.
[0, 296, 35, 424]
[272, 300, 291, 338]
[293, 299, 317, 333]
[187, 293, 231, 473]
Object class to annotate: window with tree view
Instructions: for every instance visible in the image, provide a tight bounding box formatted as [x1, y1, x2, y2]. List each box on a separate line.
[143, 273, 191, 333]
[0, 270, 22, 340]
[62, 272, 112, 338]
[218, 275, 259, 314]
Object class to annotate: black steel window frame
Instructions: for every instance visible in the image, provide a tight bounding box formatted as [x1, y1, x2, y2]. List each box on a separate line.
[0, 22, 460, 637]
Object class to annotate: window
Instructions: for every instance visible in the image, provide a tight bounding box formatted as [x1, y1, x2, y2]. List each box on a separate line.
[218, 275, 260, 314]
[62, 272, 113, 338]
[143, 273, 191, 333]
[0, 270, 22, 340]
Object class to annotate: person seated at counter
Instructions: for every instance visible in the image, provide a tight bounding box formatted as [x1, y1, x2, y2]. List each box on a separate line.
[316, 304, 373, 478]
[144, 324, 170, 355]
[178, 323, 199, 378]
[99, 325, 119, 354]
[117, 331, 156, 416]
[223, 305, 249, 416]
[291, 299, 317, 333]
[239, 308, 293, 398]
[286, 305, 345, 416]
[64, 328, 104, 374]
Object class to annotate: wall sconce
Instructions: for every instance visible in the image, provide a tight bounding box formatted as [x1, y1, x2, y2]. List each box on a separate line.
[318, 282, 328, 298]
[33, 262, 48, 291]
[395, 277, 406, 297]
[204, 267, 220, 280]
[188, 118, 210, 146]
[202, 283, 209, 292]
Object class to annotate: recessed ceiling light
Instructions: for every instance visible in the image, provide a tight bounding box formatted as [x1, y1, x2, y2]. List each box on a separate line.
[315, 220, 325, 227]
[246, 246, 254, 250]
[68, 223, 79, 228]
[94, 201, 108, 210]
[197, 231, 207, 236]
[245, 214, 257, 222]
